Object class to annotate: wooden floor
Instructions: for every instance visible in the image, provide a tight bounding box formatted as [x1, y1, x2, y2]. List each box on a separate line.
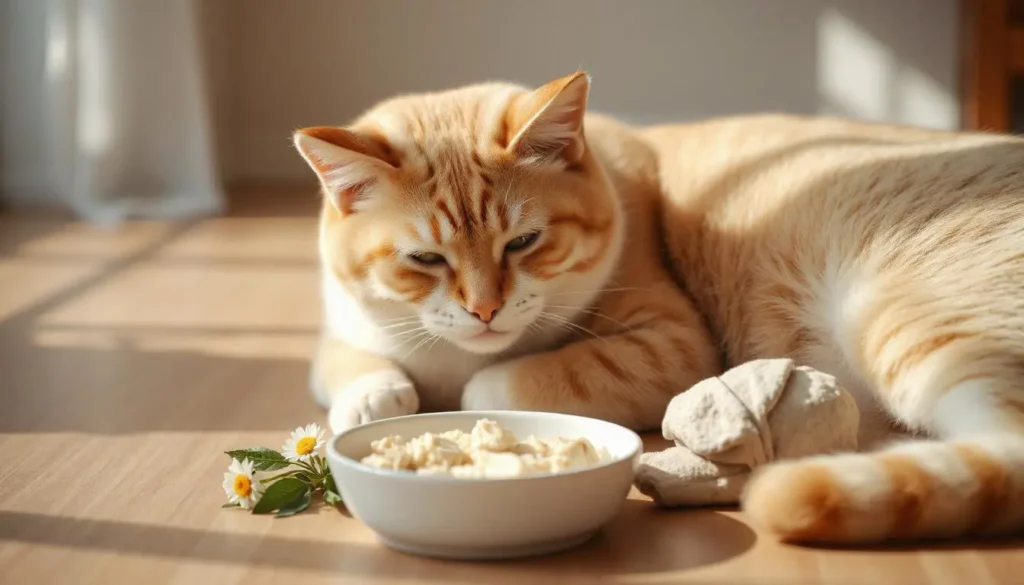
[1, 190, 1021, 584]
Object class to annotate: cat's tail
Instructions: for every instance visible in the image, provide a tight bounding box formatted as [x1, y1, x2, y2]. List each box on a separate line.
[741, 434, 1024, 542]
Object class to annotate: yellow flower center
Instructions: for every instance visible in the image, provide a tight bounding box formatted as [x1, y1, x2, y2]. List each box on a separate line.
[232, 474, 252, 498]
[296, 436, 317, 456]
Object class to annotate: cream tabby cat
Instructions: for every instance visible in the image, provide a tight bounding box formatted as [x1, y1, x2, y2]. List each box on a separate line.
[294, 72, 1024, 544]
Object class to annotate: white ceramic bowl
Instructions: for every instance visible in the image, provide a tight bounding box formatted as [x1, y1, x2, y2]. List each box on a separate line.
[326, 410, 642, 560]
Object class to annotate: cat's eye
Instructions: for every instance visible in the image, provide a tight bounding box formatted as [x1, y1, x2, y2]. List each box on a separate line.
[408, 251, 447, 266]
[504, 232, 540, 253]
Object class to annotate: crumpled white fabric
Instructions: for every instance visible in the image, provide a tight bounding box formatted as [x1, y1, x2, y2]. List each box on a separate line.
[635, 358, 860, 506]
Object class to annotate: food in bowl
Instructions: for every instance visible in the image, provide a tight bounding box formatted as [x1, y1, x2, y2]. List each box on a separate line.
[328, 411, 642, 559]
[360, 418, 612, 478]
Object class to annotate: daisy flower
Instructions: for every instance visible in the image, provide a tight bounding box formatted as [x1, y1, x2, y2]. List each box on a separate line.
[282, 423, 325, 462]
[222, 458, 263, 509]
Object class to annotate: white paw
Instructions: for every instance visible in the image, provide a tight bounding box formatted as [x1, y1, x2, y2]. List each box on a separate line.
[329, 370, 419, 433]
[462, 363, 517, 411]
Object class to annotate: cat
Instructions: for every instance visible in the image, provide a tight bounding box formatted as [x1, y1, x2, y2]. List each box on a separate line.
[293, 71, 1024, 544]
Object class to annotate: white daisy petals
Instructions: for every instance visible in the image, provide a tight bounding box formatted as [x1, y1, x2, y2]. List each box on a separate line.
[282, 423, 325, 462]
[222, 458, 264, 509]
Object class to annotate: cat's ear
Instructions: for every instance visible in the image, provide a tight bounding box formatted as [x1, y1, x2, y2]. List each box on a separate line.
[293, 126, 399, 214]
[506, 71, 591, 165]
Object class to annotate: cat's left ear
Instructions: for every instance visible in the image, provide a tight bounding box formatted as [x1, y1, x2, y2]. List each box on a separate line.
[506, 71, 590, 165]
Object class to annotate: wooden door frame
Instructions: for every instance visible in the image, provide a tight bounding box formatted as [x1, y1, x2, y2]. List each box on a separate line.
[961, 0, 1012, 132]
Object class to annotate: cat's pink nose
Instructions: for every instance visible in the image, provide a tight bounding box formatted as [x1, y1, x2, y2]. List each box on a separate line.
[468, 299, 502, 323]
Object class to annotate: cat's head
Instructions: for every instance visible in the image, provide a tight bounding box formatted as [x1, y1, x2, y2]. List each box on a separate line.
[294, 72, 621, 355]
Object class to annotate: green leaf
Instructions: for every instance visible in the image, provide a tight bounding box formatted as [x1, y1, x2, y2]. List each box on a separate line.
[225, 447, 290, 472]
[221, 502, 241, 509]
[323, 473, 342, 506]
[275, 487, 312, 517]
[252, 477, 308, 514]
[323, 489, 343, 506]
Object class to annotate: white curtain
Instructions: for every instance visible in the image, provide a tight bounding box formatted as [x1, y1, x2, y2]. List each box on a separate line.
[1, 0, 224, 225]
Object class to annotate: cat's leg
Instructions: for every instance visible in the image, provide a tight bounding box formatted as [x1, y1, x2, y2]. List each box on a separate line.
[742, 321, 1024, 542]
[461, 303, 721, 431]
[311, 333, 419, 433]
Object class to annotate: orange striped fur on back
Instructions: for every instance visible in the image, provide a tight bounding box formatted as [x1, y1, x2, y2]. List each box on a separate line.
[296, 72, 1024, 544]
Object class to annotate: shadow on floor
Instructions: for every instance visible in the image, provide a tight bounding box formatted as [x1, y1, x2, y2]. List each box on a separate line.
[0, 501, 756, 580]
[0, 198, 324, 433]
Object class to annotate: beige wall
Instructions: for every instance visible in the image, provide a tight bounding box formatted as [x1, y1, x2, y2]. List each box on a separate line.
[206, 0, 961, 184]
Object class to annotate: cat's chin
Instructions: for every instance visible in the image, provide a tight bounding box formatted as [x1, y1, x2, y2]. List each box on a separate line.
[449, 328, 522, 355]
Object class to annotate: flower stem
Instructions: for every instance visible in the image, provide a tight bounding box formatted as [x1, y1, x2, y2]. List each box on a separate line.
[259, 469, 306, 484]
[296, 459, 320, 477]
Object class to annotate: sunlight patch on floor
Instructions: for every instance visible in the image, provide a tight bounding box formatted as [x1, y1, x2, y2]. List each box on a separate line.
[31, 326, 316, 360]
[35, 266, 321, 329]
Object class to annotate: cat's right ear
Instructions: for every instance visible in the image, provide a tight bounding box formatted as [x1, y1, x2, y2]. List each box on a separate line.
[293, 127, 399, 214]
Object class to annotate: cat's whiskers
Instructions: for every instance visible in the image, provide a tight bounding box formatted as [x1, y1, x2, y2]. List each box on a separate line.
[544, 303, 633, 332]
[378, 319, 424, 331]
[375, 314, 424, 324]
[536, 311, 612, 347]
[387, 322, 427, 335]
[525, 319, 558, 344]
[401, 332, 441, 360]
[389, 326, 429, 344]
[425, 334, 446, 353]
[546, 286, 649, 297]
[390, 329, 433, 355]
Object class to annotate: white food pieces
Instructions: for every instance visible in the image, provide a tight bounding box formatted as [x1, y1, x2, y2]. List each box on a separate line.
[359, 418, 612, 478]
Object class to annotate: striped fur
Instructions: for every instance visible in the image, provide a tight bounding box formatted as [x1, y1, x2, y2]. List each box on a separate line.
[295, 72, 1024, 543]
[294, 73, 721, 430]
[645, 114, 1024, 543]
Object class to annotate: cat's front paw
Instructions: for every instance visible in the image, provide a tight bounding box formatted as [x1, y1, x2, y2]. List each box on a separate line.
[462, 363, 519, 411]
[329, 370, 419, 433]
